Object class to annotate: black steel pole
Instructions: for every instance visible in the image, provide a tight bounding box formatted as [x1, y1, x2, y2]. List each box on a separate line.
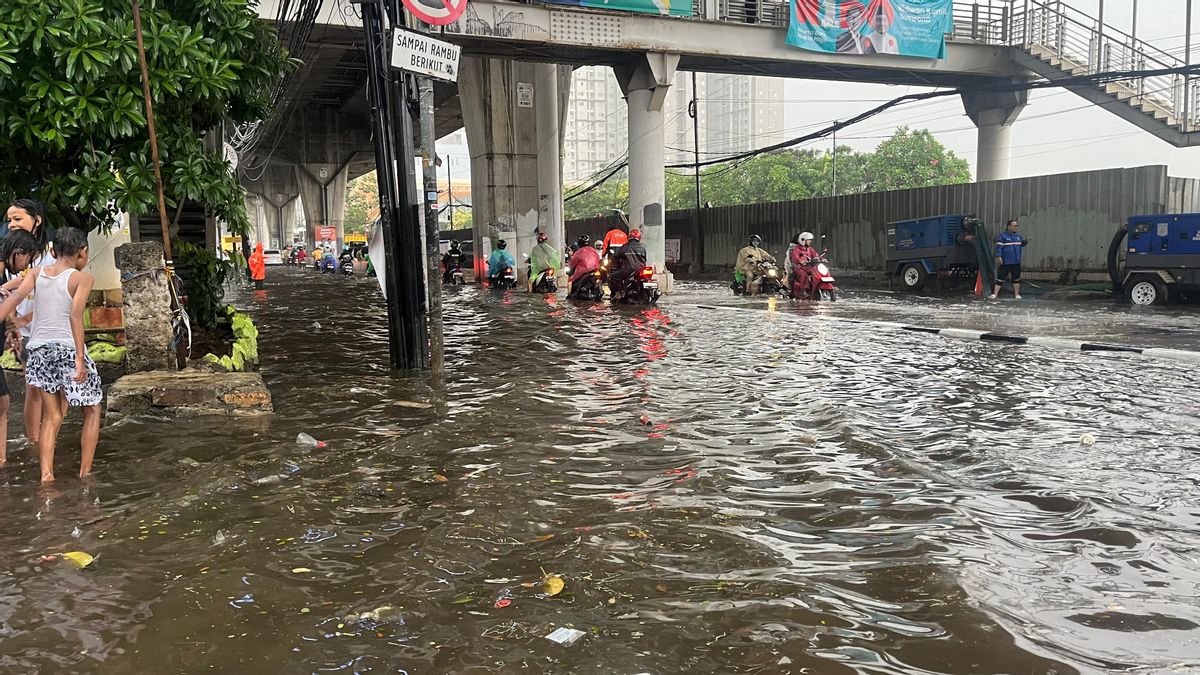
[356, 0, 417, 368]
[688, 71, 704, 273]
[385, 0, 430, 370]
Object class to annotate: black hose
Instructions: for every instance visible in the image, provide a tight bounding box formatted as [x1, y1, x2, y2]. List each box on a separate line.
[1107, 224, 1127, 300]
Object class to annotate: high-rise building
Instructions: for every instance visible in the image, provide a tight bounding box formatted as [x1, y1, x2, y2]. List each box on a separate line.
[564, 67, 786, 182]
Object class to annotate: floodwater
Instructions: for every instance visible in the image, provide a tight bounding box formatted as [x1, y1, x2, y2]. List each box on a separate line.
[1, 270, 1198, 674]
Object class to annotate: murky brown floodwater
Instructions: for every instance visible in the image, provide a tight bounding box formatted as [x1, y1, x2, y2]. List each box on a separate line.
[1, 269, 1198, 674]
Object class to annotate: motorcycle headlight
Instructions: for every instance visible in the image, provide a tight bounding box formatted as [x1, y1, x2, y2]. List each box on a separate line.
[767, 268, 777, 277]
[817, 263, 829, 275]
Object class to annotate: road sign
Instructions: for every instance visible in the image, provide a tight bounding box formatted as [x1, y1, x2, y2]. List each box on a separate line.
[391, 28, 462, 82]
[401, 0, 468, 27]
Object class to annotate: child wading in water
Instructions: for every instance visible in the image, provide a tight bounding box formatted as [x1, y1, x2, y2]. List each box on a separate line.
[0, 230, 43, 469]
[0, 228, 101, 482]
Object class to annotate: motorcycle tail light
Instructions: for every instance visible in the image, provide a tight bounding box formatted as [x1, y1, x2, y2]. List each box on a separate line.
[817, 263, 830, 275]
[504, 266, 513, 274]
[639, 267, 654, 279]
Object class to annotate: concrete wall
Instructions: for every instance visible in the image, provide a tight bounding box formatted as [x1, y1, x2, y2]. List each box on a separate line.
[567, 166, 1193, 273]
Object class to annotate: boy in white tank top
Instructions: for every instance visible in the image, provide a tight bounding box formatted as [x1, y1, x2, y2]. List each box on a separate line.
[0, 227, 101, 482]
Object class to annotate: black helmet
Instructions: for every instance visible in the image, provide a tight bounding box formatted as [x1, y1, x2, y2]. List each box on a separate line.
[569, 241, 581, 252]
[450, 240, 460, 250]
[749, 234, 762, 246]
[497, 239, 508, 250]
[577, 234, 591, 247]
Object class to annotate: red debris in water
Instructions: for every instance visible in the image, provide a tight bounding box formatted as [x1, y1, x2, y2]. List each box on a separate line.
[638, 415, 651, 425]
[494, 598, 511, 609]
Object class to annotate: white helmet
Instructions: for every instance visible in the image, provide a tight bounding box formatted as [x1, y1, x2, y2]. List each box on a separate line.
[800, 231, 814, 243]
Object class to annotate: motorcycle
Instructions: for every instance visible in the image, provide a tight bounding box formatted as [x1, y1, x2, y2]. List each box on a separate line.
[731, 259, 787, 297]
[531, 268, 557, 294]
[489, 265, 518, 290]
[568, 270, 604, 301]
[444, 264, 465, 285]
[598, 253, 614, 283]
[321, 258, 338, 274]
[611, 266, 660, 305]
[339, 259, 355, 276]
[792, 253, 838, 301]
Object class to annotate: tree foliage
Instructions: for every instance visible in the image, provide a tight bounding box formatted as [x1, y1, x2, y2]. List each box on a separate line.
[344, 172, 379, 235]
[0, 0, 290, 232]
[565, 127, 971, 220]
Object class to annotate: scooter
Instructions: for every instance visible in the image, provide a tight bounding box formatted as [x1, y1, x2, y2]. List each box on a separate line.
[531, 268, 558, 294]
[339, 259, 355, 276]
[568, 270, 604, 301]
[444, 265, 465, 285]
[792, 253, 838, 301]
[731, 259, 787, 297]
[489, 266, 518, 290]
[611, 266, 660, 305]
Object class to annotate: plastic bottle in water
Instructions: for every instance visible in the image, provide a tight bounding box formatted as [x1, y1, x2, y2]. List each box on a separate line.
[296, 432, 327, 449]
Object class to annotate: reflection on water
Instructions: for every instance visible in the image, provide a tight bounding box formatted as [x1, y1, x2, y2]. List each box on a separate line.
[0, 272, 1197, 673]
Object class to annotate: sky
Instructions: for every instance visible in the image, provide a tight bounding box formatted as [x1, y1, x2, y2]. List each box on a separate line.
[438, 0, 1200, 183]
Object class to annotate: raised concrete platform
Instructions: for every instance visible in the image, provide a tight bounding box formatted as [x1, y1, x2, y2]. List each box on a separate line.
[106, 370, 273, 419]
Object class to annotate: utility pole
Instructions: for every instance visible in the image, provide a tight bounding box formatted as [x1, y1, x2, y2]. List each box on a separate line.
[446, 156, 454, 230]
[419, 78, 445, 377]
[831, 122, 838, 197]
[688, 71, 704, 274]
[353, 0, 429, 370]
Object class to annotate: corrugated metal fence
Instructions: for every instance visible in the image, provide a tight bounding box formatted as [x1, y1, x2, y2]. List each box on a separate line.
[567, 166, 1195, 273]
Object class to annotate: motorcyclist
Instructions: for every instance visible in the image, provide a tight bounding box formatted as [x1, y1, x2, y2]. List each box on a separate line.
[608, 229, 647, 297]
[339, 245, 353, 263]
[736, 234, 776, 295]
[529, 232, 560, 286]
[322, 250, 337, 273]
[568, 235, 601, 293]
[789, 231, 821, 297]
[487, 239, 516, 282]
[602, 224, 629, 257]
[442, 240, 466, 283]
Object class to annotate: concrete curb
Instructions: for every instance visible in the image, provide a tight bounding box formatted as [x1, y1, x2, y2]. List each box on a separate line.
[689, 304, 1200, 364]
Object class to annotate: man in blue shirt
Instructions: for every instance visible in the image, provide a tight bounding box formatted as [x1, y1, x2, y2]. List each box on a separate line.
[990, 219, 1030, 300]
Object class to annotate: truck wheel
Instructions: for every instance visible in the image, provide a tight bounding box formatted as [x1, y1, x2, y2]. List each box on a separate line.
[900, 264, 927, 291]
[1124, 275, 1167, 306]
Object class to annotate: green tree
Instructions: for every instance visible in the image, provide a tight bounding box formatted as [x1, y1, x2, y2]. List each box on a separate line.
[564, 170, 629, 221]
[0, 0, 290, 232]
[863, 127, 972, 191]
[450, 208, 472, 230]
[344, 172, 378, 234]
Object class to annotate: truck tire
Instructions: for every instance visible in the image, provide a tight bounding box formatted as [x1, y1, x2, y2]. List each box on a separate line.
[1124, 275, 1167, 306]
[900, 264, 927, 291]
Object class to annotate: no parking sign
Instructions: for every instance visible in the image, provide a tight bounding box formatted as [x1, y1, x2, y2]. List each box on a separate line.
[402, 0, 468, 26]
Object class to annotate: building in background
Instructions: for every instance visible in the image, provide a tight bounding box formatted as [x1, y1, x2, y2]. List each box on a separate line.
[564, 67, 785, 181]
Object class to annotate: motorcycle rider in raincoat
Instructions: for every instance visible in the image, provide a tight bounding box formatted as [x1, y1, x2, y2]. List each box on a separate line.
[529, 232, 560, 285]
[487, 239, 516, 280]
[735, 234, 775, 295]
[789, 232, 821, 298]
[568, 235, 601, 292]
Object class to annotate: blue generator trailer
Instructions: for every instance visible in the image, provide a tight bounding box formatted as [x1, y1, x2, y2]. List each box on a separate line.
[1109, 213, 1200, 305]
[886, 215, 995, 291]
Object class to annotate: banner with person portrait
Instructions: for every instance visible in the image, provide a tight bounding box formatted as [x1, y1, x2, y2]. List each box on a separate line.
[787, 0, 952, 59]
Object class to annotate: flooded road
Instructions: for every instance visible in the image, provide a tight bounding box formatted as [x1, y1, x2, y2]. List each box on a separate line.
[1, 270, 1198, 673]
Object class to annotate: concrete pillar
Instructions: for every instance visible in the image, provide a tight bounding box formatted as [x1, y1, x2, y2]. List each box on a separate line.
[115, 242, 177, 373]
[535, 63, 564, 262]
[298, 163, 350, 249]
[460, 56, 540, 282]
[616, 53, 679, 289]
[962, 88, 1028, 182]
[242, 162, 301, 249]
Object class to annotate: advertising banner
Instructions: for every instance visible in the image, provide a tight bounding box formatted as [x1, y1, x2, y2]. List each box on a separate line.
[544, 0, 692, 18]
[787, 0, 952, 59]
[316, 226, 337, 243]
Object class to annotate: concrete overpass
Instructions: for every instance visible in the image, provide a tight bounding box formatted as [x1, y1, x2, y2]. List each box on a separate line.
[243, 0, 1200, 279]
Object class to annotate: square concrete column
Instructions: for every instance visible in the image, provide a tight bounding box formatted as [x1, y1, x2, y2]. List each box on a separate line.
[962, 88, 1028, 182]
[616, 53, 679, 290]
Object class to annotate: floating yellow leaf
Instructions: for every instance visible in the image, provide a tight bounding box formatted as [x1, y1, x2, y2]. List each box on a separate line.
[292, 567, 313, 574]
[543, 573, 565, 597]
[433, 474, 449, 483]
[61, 551, 94, 569]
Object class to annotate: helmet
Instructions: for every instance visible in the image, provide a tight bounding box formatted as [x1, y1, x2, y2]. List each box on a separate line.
[593, 241, 604, 250]
[569, 241, 581, 252]
[749, 234, 762, 246]
[497, 239, 508, 250]
[629, 229, 642, 241]
[450, 240, 460, 250]
[537, 232, 548, 243]
[577, 234, 591, 247]
[799, 231, 814, 244]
